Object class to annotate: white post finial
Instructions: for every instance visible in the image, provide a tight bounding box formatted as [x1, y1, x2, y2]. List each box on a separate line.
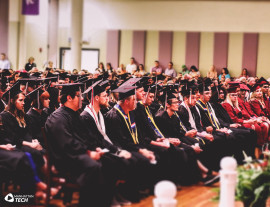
[219, 157, 237, 207]
[153, 180, 177, 207]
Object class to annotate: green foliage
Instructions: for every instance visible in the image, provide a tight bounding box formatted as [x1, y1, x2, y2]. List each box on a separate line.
[236, 161, 270, 207]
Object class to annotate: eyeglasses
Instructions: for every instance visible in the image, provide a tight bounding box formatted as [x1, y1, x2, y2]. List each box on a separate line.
[263, 86, 269, 88]
[171, 101, 180, 104]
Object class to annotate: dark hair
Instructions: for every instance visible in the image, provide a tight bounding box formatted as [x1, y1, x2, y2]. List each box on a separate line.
[190, 65, 198, 72]
[241, 68, 248, 76]
[155, 60, 159, 63]
[99, 62, 105, 69]
[138, 64, 144, 71]
[130, 57, 134, 60]
[222, 68, 229, 74]
[5, 93, 26, 127]
[60, 91, 77, 104]
[169, 62, 173, 66]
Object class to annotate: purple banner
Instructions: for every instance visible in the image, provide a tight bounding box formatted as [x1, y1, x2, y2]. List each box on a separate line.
[22, 0, 39, 15]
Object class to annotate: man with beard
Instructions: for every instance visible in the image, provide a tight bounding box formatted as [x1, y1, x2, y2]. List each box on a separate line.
[45, 83, 115, 207]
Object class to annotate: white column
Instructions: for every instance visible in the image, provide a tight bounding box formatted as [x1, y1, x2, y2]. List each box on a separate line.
[18, 9, 27, 69]
[48, 0, 59, 68]
[70, 0, 83, 71]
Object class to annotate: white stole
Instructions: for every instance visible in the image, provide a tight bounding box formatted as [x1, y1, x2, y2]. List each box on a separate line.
[84, 104, 113, 144]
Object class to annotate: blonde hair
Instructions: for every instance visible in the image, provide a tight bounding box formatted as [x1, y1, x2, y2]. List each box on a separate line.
[224, 93, 241, 111]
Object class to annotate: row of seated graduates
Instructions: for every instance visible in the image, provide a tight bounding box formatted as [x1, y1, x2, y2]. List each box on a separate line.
[0, 68, 260, 206]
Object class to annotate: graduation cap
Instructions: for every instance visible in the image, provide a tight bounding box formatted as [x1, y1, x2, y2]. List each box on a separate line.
[46, 72, 59, 79]
[120, 78, 142, 88]
[25, 85, 46, 109]
[83, 80, 103, 98]
[1, 82, 21, 106]
[57, 83, 83, 95]
[116, 73, 131, 81]
[112, 85, 137, 101]
[58, 72, 69, 81]
[57, 83, 84, 108]
[1, 69, 11, 77]
[251, 83, 261, 92]
[257, 77, 269, 86]
[19, 70, 30, 78]
[240, 84, 250, 91]
[198, 78, 212, 93]
[227, 82, 240, 93]
[30, 72, 42, 78]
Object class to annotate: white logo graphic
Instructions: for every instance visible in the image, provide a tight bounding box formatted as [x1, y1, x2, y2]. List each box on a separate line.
[4, 193, 14, 202]
[25, 0, 34, 5]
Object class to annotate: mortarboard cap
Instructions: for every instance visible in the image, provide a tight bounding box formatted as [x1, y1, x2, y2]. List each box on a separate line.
[56, 83, 84, 95]
[251, 83, 261, 92]
[25, 85, 46, 109]
[240, 84, 250, 91]
[1, 82, 22, 105]
[257, 77, 269, 86]
[112, 85, 137, 100]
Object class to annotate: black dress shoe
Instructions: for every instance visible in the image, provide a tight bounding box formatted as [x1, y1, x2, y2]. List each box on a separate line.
[203, 175, 220, 186]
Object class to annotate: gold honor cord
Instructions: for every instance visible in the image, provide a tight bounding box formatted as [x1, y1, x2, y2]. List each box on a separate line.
[174, 112, 187, 131]
[114, 106, 139, 144]
[144, 105, 165, 138]
[197, 100, 220, 129]
[174, 111, 205, 144]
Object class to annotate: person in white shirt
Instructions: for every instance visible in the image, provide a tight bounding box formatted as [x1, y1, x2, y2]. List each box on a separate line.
[0, 53, 11, 70]
[126, 57, 137, 75]
[164, 62, 177, 78]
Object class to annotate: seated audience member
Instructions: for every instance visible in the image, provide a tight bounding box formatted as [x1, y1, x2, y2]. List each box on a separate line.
[189, 65, 200, 79]
[25, 57, 37, 72]
[150, 60, 162, 75]
[164, 62, 177, 78]
[218, 68, 230, 81]
[126, 57, 137, 75]
[207, 65, 217, 79]
[135, 64, 146, 77]
[239, 68, 249, 79]
[181, 65, 189, 76]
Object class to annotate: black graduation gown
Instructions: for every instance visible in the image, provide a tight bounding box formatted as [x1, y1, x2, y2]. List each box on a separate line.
[154, 110, 201, 184]
[26, 108, 49, 148]
[178, 105, 229, 170]
[0, 111, 44, 167]
[80, 110, 155, 198]
[47, 87, 59, 114]
[197, 101, 256, 161]
[45, 106, 112, 207]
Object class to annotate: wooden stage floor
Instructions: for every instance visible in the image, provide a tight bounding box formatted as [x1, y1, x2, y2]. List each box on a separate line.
[45, 182, 246, 207]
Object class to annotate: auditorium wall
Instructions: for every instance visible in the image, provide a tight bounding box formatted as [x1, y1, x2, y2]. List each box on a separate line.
[6, 0, 270, 78]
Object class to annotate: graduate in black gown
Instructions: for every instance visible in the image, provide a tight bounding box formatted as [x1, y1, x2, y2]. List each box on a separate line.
[80, 80, 153, 203]
[45, 83, 116, 207]
[0, 82, 44, 168]
[196, 80, 256, 163]
[26, 85, 50, 148]
[178, 85, 227, 170]
[154, 91, 219, 185]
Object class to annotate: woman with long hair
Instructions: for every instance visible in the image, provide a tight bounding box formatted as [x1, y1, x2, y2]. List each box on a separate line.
[207, 65, 217, 79]
[222, 85, 257, 127]
[237, 84, 269, 147]
[0, 82, 44, 167]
